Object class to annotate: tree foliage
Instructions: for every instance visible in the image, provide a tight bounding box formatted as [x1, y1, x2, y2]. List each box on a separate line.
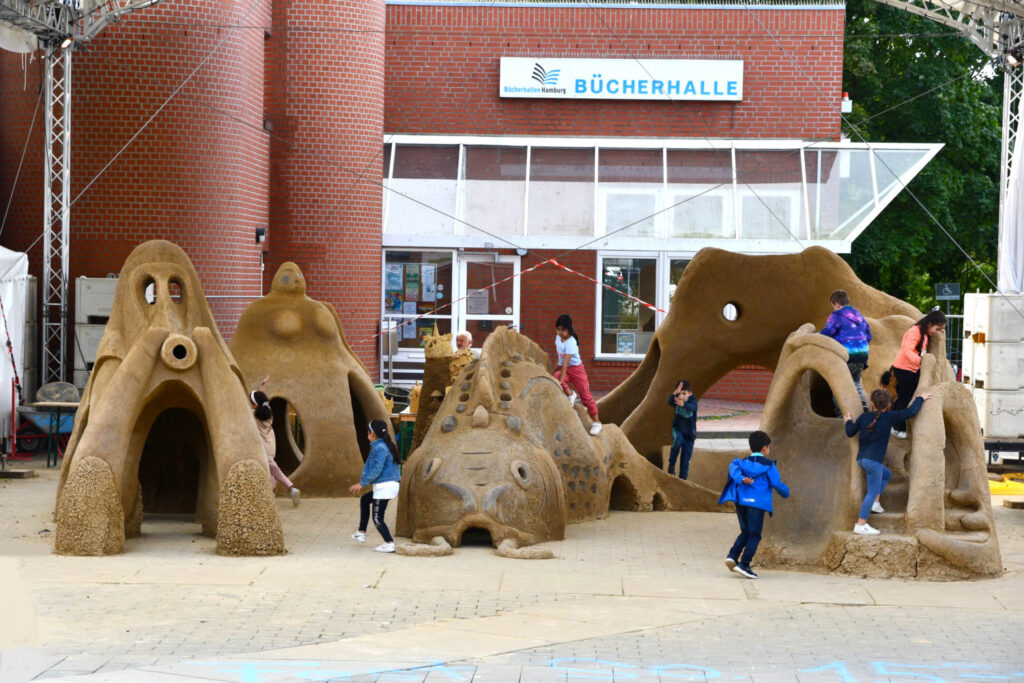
[843, 0, 1002, 312]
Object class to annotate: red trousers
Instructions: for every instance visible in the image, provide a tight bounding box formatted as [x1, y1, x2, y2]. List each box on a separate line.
[554, 363, 598, 419]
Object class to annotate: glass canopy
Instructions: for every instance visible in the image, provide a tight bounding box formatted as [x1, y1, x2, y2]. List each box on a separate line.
[381, 135, 942, 253]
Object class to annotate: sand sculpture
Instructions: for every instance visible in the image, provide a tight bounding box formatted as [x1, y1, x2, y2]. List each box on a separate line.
[600, 246, 999, 578]
[396, 326, 721, 557]
[229, 263, 391, 496]
[598, 247, 920, 462]
[409, 327, 455, 454]
[55, 241, 284, 556]
[752, 322, 1001, 579]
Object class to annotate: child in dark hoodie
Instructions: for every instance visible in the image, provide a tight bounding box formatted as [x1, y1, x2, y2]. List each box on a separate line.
[718, 431, 790, 579]
[667, 379, 698, 479]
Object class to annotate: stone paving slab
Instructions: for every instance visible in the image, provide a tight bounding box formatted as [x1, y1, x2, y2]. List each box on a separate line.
[4, 460, 1024, 683]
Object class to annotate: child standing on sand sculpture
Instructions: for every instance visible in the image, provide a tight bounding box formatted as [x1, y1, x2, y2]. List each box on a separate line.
[667, 379, 698, 479]
[249, 376, 300, 507]
[845, 388, 932, 535]
[553, 314, 602, 435]
[888, 310, 946, 439]
[818, 289, 871, 413]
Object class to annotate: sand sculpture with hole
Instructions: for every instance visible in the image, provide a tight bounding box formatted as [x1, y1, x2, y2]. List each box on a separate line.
[55, 241, 284, 556]
[396, 326, 721, 558]
[598, 247, 920, 462]
[602, 246, 1000, 578]
[229, 263, 391, 496]
[751, 321, 1001, 579]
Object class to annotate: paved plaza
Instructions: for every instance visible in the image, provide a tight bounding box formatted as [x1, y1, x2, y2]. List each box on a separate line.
[2, 441, 1023, 683]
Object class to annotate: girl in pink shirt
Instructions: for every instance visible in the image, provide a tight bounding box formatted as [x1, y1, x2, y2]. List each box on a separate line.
[889, 310, 946, 438]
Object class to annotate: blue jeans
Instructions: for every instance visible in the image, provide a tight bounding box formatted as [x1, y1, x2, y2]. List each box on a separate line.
[668, 433, 695, 479]
[727, 504, 765, 568]
[858, 458, 891, 520]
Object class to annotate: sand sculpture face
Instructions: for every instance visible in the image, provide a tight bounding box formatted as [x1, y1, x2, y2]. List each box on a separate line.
[55, 240, 284, 556]
[397, 327, 721, 554]
[229, 263, 390, 496]
[753, 321, 1001, 579]
[599, 247, 921, 461]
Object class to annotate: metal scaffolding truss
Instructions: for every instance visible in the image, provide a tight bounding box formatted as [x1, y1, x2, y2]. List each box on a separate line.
[42, 42, 70, 385]
[872, 0, 1024, 58]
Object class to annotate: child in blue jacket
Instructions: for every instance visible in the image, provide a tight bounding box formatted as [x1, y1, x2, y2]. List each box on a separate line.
[348, 420, 402, 553]
[718, 431, 790, 579]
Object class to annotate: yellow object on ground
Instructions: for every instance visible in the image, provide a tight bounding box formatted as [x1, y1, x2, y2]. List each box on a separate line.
[989, 475, 1024, 495]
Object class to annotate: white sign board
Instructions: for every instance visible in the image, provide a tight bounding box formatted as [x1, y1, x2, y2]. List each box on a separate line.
[500, 57, 743, 101]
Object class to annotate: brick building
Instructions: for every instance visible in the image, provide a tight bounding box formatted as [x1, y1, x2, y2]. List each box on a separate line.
[0, 0, 939, 400]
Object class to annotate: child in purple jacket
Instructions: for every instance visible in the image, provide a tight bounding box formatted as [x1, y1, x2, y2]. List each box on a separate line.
[819, 289, 871, 412]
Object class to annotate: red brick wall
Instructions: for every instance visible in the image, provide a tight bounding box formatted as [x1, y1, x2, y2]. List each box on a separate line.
[385, 5, 844, 140]
[704, 365, 773, 402]
[516, 248, 772, 401]
[0, 0, 271, 347]
[265, 0, 385, 373]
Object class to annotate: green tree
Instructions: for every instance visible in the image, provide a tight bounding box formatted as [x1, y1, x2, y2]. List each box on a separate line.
[843, 0, 1002, 313]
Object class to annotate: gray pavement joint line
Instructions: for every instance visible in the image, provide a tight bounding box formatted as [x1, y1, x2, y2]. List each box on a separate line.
[118, 667, 247, 683]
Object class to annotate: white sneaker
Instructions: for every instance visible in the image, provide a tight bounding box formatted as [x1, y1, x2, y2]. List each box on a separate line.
[890, 428, 907, 439]
[290, 487, 301, 507]
[351, 531, 366, 543]
[374, 542, 396, 553]
[871, 501, 884, 514]
[567, 391, 578, 406]
[853, 523, 881, 536]
[589, 422, 603, 435]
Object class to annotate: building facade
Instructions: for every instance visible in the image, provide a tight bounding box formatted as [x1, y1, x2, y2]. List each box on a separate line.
[0, 0, 939, 400]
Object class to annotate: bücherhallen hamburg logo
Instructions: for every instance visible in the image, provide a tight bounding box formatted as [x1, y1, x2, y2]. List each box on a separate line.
[499, 57, 744, 101]
[532, 63, 561, 87]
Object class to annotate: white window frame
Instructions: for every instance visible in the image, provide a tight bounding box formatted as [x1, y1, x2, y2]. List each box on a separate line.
[381, 134, 943, 254]
[594, 251, 661, 361]
[380, 248, 456, 372]
[456, 253, 522, 353]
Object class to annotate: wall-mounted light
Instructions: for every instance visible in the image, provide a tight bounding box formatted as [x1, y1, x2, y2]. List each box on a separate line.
[60, 36, 73, 49]
[255, 227, 267, 244]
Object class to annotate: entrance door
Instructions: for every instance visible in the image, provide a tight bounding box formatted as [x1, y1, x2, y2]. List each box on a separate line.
[457, 255, 520, 351]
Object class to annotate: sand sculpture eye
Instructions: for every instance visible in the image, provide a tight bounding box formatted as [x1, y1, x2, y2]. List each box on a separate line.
[510, 459, 531, 489]
[423, 457, 443, 481]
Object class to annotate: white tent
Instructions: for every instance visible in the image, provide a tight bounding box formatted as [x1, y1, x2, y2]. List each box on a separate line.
[0, 245, 29, 438]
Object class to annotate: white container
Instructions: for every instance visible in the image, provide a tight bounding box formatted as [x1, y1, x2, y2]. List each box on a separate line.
[75, 277, 118, 323]
[73, 324, 107, 369]
[22, 322, 37, 372]
[963, 340, 1024, 391]
[24, 275, 36, 323]
[963, 292, 1024, 343]
[972, 387, 1024, 438]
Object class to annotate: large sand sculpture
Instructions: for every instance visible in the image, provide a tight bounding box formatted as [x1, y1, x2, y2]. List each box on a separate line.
[229, 263, 390, 496]
[602, 246, 999, 579]
[396, 326, 721, 557]
[754, 322, 1001, 579]
[55, 241, 284, 556]
[598, 247, 919, 461]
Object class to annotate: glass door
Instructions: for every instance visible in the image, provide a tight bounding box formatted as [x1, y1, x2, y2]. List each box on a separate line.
[457, 255, 520, 352]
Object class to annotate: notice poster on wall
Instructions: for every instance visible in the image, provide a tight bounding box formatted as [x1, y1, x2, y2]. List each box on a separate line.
[401, 302, 418, 339]
[422, 264, 435, 288]
[467, 288, 489, 315]
[385, 290, 403, 312]
[417, 323, 434, 347]
[385, 264, 403, 290]
[405, 265, 420, 301]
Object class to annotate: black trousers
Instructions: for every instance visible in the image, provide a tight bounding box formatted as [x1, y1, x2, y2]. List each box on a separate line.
[892, 367, 920, 432]
[358, 491, 393, 543]
[728, 504, 766, 569]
